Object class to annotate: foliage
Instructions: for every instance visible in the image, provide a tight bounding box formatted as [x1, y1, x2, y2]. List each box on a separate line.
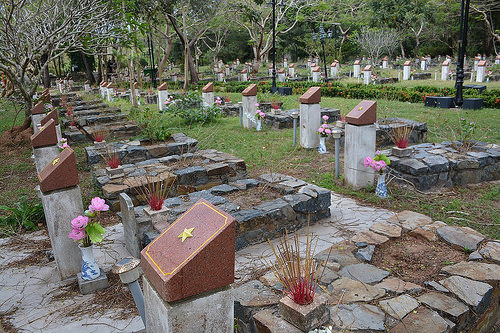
[130, 106, 173, 142]
[164, 92, 221, 125]
[0, 197, 44, 235]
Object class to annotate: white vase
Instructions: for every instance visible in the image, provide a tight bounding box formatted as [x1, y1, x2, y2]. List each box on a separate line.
[318, 136, 327, 154]
[79, 244, 100, 280]
[256, 119, 262, 131]
[376, 173, 389, 198]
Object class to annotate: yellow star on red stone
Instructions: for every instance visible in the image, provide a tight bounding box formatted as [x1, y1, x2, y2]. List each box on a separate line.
[178, 227, 194, 242]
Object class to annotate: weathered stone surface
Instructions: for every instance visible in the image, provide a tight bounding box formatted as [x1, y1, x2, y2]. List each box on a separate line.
[397, 159, 429, 176]
[259, 272, 279, 288]
[410, 227, 437, 241]
[279, 295, 329, 332]
[332, 304, 385, 331]
[390, 307, 451, 333]
[209, 184, 239, 195]
[188, 190, 227, 205]
[232, 178, 260, 189]
[253, 309, 302, 333]
[424, 280, 449, 293]
[356, 245, 375, 262]
[478, 241, 500, 264]
[205, 162, 230, 176]
[387, 210, 433, 231]
[315, 240, 361, 267]
[369, 222, 402, 238]
[437, 226, 486, 251]
[378, 294, 419, 319]
[102, 183, 129, 198]
[233, 280, 281, 321]
[439, 276, 493, 313]
[319, 268, 339, 285]
[423, 155, 449, 173]
[327, 277, 385, 304]
[441, 262, 500, 282]
[351, 230, 389, 245]
[469, 251, 483, 261]
[418, 291, 469, 319]
[174, 166, 208, 186]
[375, 277, 423, 295]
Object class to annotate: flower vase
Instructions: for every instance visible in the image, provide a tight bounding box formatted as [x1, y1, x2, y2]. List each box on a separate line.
[486, 78, 490, 83]
[79, 244, 100, 280]
[318, 136, 327, 154]
[376, 173, 389, 198]
[256, 119, 262, 131]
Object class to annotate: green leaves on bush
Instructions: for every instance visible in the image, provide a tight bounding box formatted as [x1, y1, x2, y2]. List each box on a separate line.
[129, 106, 172, 142]
[0, 197, 45, 237]
[164, 91, 221, 125]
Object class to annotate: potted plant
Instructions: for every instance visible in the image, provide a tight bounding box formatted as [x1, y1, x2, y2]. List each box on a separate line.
[364, 151, 391, 198]
[264, 227, 331, 331]
[317, 115, 331, 154]
[68, 197, 108, 281]
[103, 145, 123, 179]
[386, 125, 414, 157]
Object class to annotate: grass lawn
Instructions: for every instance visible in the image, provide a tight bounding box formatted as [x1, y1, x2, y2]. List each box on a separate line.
[0, 87, 498, 239]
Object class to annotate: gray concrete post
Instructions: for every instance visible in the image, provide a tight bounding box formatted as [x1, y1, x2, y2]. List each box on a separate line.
[38, 185, 83, 279]
[344, 123, 376, 188]
[299, 103, 321, 149]
[242, 95, 257, 129]
[332, 129, 342, 178]
[292, 111, 298, 146]
[119, 193, 141, 258]
[33, 146, 60, 174]
[238, 102, 243, 127]
[113, 257, 146, 326]
[158, 90, 169, 111]
[202, 92, 214, 107]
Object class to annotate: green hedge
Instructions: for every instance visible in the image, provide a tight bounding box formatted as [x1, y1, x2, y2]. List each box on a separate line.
[188, 80, 500, 109]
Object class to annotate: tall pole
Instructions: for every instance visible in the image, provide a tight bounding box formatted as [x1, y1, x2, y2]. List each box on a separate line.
[319, 25, 329, 83]
[272, 0, 277, 93]
[455, 0, 470, 107]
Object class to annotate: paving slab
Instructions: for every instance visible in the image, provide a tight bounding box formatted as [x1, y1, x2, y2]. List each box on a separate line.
[378, 294, 419, 320]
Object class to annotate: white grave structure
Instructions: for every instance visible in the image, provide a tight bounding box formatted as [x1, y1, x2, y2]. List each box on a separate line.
[353, 60, 361, 78]
[403, 61, 411, 80]
[441, 60, 450, 81]
[299, 87, 321, 149]
[476, 60, 486, 83]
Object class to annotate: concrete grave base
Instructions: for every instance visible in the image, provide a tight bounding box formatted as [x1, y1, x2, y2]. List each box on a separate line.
[344, 123, 376, 189]
[299, 103, 321, 149]
[38, 185, 83, 279]
[77, 269, 109, 294]
[202, 91, 214, 107]
[144, 276, 234, 333]
[33, 145, 60, 173]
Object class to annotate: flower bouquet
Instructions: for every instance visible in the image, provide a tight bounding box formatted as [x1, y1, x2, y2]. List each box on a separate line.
[364, 151, 390, 198]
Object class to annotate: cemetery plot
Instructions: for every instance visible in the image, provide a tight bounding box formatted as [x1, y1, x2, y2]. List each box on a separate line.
[96, 148, 247, 211]
[263, 107, 340, 129]
[385, 141, 500, 190]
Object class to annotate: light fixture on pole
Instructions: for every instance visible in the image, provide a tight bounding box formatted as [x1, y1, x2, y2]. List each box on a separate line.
[267, 0, 285, 93]
[312, 24, 332, 83]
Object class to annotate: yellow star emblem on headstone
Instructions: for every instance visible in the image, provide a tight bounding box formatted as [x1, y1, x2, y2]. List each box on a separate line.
[178, 227, 194, 242]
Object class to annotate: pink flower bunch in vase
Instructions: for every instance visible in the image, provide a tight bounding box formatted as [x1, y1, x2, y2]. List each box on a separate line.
[364, 151, 391, 174]
[58, 138, 70, 151]
[215, 96, 222, 106]
[68, 197, 109, 247]
[256, 109, 266, 120]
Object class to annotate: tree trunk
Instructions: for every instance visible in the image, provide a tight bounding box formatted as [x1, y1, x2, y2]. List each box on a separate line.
[52, 59, 60, 78]
[399, 40, 406, 58]
[187, 47, 198, 85]
[41, 53, 50, 88]
[81, 52, 95, 84]
[97, 55, 103, 83]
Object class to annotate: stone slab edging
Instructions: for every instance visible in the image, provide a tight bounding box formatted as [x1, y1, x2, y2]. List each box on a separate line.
[239, 210, 499, 332]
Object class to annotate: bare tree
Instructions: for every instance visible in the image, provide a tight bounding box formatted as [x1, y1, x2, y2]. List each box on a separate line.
[471, 0, 500, 53]
[357, 28, 399, 65]
[0, 0, 120, 125]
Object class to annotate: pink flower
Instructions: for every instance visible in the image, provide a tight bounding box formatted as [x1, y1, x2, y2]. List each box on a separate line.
[364, 156, 373, 167]
[259, 111, 266, 118]
[376, 150, 381, 156]
[68, 228, 86, 241]
[89, 197, 109, 212]
[321, 124, 328, 128]
[322, 115, 329, 121]
[71, 215, 89, 230]
[318, 127, 324, 133]
[255, 103, 260, 107]
[325, 128, 332, 135]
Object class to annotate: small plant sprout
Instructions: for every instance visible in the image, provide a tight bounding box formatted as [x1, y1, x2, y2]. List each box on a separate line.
[136, 175, 174, 211]
[385, 124, 414, 149]
[264, 224, 331, 305]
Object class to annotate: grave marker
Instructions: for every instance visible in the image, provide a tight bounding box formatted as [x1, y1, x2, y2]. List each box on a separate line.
[353, 60, 361, 78]
[37, 147, 83, 279]
[241, 69, 248, 82]
[31, 119, 59, 173]
[100, 81, 107, 99]
[277, 69, 285, 82]
[330, 62, 338, 77]
[106, 82, 114, 102]
[157, 82, 169, 111]
[476, 60, 486, 83]
[363, 65, 372, 85]
[403, 61, 411, 80]
[299, 87, 321, 149]
[142, 199, 235, 332]
[344, 101, 377, 189]
[312, 66, 320, 82]
[40, 109, 62, 141]
[288, 63, 295, 77]
[495, 55, 500, 65]
[441, 60, 450, 81]
[382, 56, 388, 69]
[202, 82, 214, 107]
[421, 57, 427, 70]
[242, 84, 257, 129]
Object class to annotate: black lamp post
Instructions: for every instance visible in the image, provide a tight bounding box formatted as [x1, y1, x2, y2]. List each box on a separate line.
[312, 24, 333, 83]
[147, 33, 157, 89]
[268, 0, 285, 93]
[455, 0, 470, 107]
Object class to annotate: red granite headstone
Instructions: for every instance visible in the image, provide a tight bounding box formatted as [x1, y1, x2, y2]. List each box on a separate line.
[38, 148, 79, 193]
[133, 82, 138, 89]
[312, 66, 320, 72]
[31, 119, 58, 148]
[40, 93, 51, 103]
[354, 60, 361, 65]
[40, 109, 59, 126]
[299, 87, 321, 104]
[158, 82, 168, 91]
[363, 65, 372, 71]
[404, 61, 411, 66]
[289, 63, 295, 68]
[346, 100, 376, 126]
[442, 60, 450, 66]
[141, 199, 235, 303]
[330, 62, 337, 67]
[106, 82, 114, 88]
[31, 101, 45, 115]
[202, 82, 214, 93]
[477, 60, 486, 67]
[242, 84, 257, 96]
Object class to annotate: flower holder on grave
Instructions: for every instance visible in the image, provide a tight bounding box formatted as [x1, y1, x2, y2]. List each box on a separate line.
[31, 119, 59, 173]
[40, 109, 62, 141]
[242, 84, 257, 129]
[202, 82, 214, 107]
[299, 87, 321, 149]
[31, 101, 46, 133]
[141, 199, 235, 333]
[36, 148, 83, 280]
[344, 100, 377, 189]
[157, 82, 169, 111]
